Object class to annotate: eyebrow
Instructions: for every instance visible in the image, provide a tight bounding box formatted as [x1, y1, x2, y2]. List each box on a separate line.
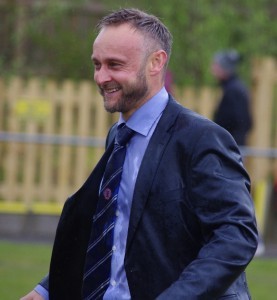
[91, 55, 126, 64]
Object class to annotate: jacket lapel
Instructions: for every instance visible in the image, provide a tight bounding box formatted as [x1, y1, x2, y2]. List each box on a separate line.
[126, 97, 182, 251]
[72, 141, 114, 217]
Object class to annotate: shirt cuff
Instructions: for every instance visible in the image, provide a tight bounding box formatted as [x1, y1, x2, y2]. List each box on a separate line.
[34, 284, 49, 300]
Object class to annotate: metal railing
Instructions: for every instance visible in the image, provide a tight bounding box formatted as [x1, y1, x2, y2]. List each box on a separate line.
[0, 131, 105, 147]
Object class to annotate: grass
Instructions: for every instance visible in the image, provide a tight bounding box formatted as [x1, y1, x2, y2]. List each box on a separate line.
[246, 257, 277, 299]
[0, 241, 52, 299]
[0, 240, 276, 299]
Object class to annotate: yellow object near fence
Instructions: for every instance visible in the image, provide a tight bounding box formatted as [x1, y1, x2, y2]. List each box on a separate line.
[253, 179, 271, 237]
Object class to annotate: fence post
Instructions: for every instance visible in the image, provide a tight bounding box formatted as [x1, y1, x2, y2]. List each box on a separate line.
[0, 78, 5, 126]
[93, 85, 108, 164]
[248, 57, 277, 184]
[73, 81, 93, 188]
[197, 87, 219, 120]
[40, 80, 57, 202]
[2, 77, 23, 204]
[248, 57, 277, 240]
[176, 86, 197, 111]
[21, 78, 41, 209]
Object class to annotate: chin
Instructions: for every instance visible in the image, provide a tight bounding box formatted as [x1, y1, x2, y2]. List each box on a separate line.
[104, 102, 118, 113]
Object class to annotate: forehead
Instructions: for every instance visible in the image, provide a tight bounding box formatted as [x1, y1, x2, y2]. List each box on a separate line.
[92, 24, 145, 59]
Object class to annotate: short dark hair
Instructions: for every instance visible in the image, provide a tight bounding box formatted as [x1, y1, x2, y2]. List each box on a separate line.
[96, 8, 173, 62]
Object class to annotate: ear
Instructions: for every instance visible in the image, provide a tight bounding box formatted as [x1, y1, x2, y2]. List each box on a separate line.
[148, 50, 168, 75]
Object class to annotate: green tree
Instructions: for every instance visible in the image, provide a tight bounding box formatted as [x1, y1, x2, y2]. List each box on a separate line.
[132, 0, 276, 85]
[25, 0, 97, 80]
[0, 0, 276, 85]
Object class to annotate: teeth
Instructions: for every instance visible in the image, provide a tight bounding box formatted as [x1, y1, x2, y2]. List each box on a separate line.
[105, 88, 119, 93]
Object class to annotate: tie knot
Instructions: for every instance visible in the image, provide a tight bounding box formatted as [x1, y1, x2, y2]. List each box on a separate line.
[115, 124, 135, 146]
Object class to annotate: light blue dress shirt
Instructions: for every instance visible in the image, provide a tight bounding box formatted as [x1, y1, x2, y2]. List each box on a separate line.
[35, 87, 168, 300]
[103, 88, 168, 299]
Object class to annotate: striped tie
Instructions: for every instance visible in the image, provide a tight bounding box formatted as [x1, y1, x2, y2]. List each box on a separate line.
[82, 124, 135, 300]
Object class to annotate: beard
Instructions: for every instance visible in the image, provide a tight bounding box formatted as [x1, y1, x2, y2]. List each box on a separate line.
[99, 68, 149, 114]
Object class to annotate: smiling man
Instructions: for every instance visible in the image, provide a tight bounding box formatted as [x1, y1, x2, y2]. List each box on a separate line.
[93, 24, 150, 116]
[21, 8, 258, 300]
[92, 18, 169, 120]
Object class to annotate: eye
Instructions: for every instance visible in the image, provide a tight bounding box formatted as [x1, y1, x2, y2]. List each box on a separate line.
[109, 61, 121, 69]
[93, 61, 101, 71]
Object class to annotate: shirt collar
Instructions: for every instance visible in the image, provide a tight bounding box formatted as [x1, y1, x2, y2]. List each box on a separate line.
[118, 87, 169, 137]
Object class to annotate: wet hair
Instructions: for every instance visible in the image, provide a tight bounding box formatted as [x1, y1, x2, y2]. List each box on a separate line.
[96, 8, 173, 64]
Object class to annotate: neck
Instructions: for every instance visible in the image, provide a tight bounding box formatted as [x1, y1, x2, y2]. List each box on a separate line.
[122, 83, 164, 121]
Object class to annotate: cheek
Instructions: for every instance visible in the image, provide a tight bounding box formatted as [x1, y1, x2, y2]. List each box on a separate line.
[114, 73, 134, 85]
[93, 71, 101, 85]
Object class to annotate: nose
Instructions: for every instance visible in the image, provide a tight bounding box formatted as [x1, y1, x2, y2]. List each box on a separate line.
[94, 66, 112, 85]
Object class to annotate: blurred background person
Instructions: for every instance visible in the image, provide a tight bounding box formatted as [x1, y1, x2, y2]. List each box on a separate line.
[212, 49, 266, 256]
[212, 49, 252, 147]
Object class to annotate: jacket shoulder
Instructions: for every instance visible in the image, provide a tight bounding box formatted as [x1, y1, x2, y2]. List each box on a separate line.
[168, 96, 219, 132]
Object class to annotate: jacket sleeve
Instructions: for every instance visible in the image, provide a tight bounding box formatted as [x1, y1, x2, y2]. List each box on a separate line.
[157, 125, 258, 299]
[38, 274, 49, 292]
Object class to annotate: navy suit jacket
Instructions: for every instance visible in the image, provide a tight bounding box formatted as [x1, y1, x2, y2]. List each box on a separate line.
[46, 96, 258, 299]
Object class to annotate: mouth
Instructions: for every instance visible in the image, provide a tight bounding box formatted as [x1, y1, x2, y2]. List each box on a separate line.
[100, 85, 121, 95]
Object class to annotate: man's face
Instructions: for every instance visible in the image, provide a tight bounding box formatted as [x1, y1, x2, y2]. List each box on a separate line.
[92, 24, 150, 119]
[211, 62, 228, 81]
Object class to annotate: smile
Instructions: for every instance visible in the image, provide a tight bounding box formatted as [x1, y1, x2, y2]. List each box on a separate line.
[105, 87, 120, 93]
[100, 85, 121, 95]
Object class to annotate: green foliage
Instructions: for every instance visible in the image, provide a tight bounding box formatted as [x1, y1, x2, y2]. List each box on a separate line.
[0, 0, 276, 85]
[25, 0, 95, 80]
[134, 0, 277, 85]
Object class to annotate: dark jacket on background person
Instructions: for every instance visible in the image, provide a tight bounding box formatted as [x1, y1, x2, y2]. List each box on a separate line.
[41, 96, 257, 299]
[214, 76, 252, 146]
